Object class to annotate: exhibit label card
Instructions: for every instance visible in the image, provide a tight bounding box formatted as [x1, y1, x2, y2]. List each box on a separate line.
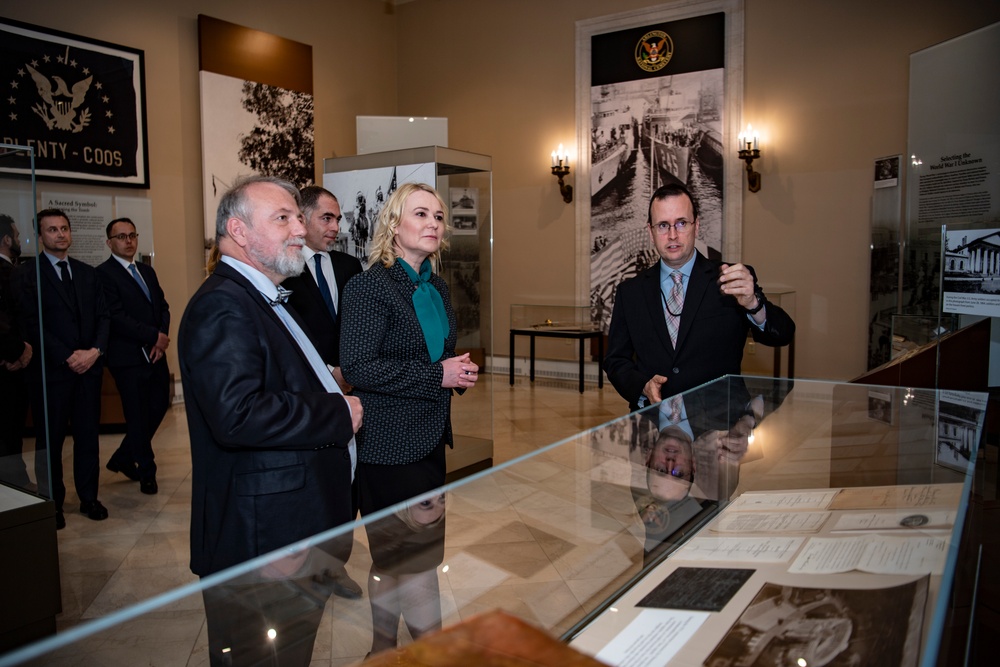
[595, 609, 708, 667]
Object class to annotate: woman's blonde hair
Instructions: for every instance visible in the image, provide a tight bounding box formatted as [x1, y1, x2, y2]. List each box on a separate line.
[368, 182, 450, 269]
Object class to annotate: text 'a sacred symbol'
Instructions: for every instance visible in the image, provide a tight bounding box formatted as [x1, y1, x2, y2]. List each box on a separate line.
[26, 64, 92, 133]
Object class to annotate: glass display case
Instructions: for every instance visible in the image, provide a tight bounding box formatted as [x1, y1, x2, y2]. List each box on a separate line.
[509, 304, 602, 393]
[891, 314, 960, 359]
[323, 147, 493, 478]
[0, 144, 60, 653]
[0, 376, 985, 666]
[510, 304, 598, 332]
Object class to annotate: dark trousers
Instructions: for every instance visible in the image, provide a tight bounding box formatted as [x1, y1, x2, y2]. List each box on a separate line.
[31, 369, 103, 510]
[202, 577, 333, 667]
[108, 359, 170, 477]
[0, 367, 30, 487]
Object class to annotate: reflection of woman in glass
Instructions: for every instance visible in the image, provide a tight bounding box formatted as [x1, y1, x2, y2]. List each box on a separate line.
[362, 493, 448, 655]
[341, 183, 478, 655]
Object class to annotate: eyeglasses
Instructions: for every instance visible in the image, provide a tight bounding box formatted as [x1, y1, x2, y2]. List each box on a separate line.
[650, 221, 691, 235]
[110, 233, 138, 241]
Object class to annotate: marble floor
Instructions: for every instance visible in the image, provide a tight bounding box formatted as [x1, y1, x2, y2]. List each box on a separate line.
[17, 374, 630, 666]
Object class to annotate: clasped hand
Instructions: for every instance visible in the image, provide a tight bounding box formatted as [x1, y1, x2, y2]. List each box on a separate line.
[441, 353, 479, 390]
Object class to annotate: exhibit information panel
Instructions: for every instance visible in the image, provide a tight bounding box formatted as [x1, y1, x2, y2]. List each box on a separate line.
[0, 377, 984, 667]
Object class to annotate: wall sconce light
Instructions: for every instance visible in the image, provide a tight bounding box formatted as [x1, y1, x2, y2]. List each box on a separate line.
[550, 144, 573, 203]
[737, 124, 761, 193]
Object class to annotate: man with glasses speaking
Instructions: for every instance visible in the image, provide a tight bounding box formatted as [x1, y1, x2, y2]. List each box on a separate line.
[97, 218, 171, 495]
[606, 183, 795, 412]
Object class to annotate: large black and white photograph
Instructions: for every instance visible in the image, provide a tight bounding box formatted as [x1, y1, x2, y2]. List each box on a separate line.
[1, 18, 148, 187]
[199, 70, 314, 246]
[587, 13, 726, 332]
[322, 163, 435, 262]
[942, 227, 1000, 317]
[704, 578, 928, 667]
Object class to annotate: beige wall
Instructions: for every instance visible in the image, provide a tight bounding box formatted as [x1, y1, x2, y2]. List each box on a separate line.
[6, 0, 999, 384]
[396, 0, 1000, 380]
[4, 0, 398, 375]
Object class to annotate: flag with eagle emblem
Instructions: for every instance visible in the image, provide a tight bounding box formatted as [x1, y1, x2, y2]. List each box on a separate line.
[1, 18, 148, 186]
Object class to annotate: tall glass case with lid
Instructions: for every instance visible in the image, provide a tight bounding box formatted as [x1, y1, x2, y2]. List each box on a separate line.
[1, 376, 986, 666]
[323, 146, 493, 478]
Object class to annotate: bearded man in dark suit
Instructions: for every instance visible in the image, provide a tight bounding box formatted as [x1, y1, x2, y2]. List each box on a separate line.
[606, 183, 795, 411]
[178, 175, 363, 666]
[97, 217, 171, 495]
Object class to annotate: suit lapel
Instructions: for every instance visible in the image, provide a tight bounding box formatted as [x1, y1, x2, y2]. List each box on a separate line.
[113, 259, 149, 302]
[675, 252, 714, 350]
[216, 263, 323, 386]
[640, 263, 675, 354]
[41, 256, 77, 311]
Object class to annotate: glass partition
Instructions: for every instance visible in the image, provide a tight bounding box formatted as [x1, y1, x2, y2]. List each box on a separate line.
[0, 376, 984, 667]
[0, 144, 45, 494]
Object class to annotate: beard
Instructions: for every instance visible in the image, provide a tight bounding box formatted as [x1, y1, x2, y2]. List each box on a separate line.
[10, 241, 21, 259]
[249, 239, 305, 277]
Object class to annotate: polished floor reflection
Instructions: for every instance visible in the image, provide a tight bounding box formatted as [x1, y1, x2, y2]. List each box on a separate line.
[29, 374, 628, 666]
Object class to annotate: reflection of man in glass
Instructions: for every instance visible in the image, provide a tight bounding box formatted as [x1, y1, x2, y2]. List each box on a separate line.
[646, 425, 695, 501]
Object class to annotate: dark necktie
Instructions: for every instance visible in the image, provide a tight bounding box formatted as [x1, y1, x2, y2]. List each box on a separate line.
[57, 259, 75, 294]
[129, 264, 152, 301]
[313, 254, 337, 322]
[57, 260, 77, 312]
[57, 259, 72, 285]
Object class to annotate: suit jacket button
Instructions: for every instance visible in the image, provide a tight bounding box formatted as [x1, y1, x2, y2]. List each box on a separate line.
[672, 367, 680, 374]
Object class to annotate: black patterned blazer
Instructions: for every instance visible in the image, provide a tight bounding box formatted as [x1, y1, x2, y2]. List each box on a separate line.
[340, 260, 458, 466]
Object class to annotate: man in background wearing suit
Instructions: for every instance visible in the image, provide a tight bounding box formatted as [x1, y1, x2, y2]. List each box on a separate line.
[15, 209, 110, 529]
[179, 176, 363, 665]
[282, 185, 365, 600]
[283, 185, 363, 391]
[606, 183, 795, 411]
[97, 217, 171, 495]
[0, 215, 33, 489]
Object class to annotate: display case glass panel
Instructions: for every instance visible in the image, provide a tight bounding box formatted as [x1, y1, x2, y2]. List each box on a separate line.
[1, 376, 984, 667]
[0, 144, 45, 494]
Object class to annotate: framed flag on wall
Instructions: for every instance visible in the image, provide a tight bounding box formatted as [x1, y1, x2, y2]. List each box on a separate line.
[0, 18, 149, 187]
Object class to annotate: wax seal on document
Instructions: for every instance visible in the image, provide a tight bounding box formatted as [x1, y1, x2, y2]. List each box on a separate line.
[899, 514, 929, 527]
